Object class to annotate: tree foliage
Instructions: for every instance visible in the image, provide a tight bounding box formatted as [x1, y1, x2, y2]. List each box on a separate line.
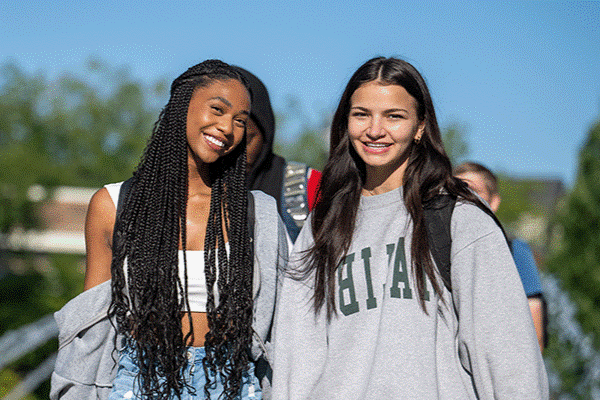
[546, 119, 600, 344]
[0, 58, 166, 233]
[273, 95, 329, 171]
[542, 119, 600, 397]
[495, 178, 550, 225]
[441, 122, 469, 166]
[0, 59, 166, 399]
[274, 126, 329, 171]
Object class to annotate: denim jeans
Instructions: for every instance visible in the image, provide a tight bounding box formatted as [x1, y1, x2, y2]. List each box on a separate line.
[109, 344, 261, 399]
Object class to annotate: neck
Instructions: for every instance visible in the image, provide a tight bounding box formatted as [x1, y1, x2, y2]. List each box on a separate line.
[362, 162, 407, 196]
[187, 155, 212, 197]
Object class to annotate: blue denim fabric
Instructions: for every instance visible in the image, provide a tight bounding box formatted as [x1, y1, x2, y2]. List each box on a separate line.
[109, 344, 261, 399]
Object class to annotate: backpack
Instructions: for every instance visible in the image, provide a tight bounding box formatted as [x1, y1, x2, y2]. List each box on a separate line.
[283, 161, 311, 230]
[423, 194, 547, 348]
[282, 161, 323, 243]
[422, 194, 457, 292]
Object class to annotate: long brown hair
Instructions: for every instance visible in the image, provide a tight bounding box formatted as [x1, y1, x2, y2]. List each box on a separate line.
[305, 57, 494, 319]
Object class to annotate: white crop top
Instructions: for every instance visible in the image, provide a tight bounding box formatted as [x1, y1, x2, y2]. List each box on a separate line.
[105, 181, 221, 313]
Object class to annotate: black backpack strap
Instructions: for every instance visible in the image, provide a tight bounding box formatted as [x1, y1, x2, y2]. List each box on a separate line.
[423, 195, 457, 292]
[541, 293, 548, 349]
[111, 177, 135, 252]
[117, 177, 135, 215]
[527, 293, 548, 349]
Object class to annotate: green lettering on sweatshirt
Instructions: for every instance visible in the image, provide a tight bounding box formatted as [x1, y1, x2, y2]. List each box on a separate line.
[361, 247, 377, 310]
[338, 253, 359, 316]
[390, 237, 413, 299]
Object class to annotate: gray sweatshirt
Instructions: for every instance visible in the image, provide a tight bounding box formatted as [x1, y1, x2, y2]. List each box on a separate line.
[272, 187, 548, 399]
[51, 190, 287, 400]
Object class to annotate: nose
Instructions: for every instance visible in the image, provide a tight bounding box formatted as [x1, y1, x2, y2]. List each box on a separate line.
[366, 115, 384, 139]
[216, 116, 234, 137]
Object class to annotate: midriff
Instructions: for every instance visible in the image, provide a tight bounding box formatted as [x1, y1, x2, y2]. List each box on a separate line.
[182, 312, 210, 347]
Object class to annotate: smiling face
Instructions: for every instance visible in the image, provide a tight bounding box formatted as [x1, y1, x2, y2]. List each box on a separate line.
[186, 79, 250, 168]
[348, 81, 424, 191]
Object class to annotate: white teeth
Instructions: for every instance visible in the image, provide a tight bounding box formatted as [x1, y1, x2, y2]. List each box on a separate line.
[366, 143, 388, 148]
[205, 135, 225, 148]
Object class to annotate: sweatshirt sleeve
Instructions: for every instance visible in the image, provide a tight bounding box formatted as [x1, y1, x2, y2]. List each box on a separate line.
[271, 223, 328, 400]
[450, 204, 549, 399]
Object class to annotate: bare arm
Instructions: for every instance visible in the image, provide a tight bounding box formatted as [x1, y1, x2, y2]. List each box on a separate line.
[83, 187, 116, 290]
[528, 297, 545, 352]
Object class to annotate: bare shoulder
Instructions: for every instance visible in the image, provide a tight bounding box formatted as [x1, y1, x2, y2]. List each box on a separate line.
[84, 187, 117, 290]
[86, 187, 117, 238]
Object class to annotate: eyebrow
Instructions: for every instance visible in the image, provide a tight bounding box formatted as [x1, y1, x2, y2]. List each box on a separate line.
[351, 106, 409, 113]
[210, 97, 249, 115]
[210, 96, 232, 107]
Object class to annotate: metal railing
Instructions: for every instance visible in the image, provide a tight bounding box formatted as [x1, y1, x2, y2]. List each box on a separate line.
[0, 313, 58, 399]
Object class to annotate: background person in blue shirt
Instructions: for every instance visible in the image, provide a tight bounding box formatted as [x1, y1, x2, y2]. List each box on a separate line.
[455, 161, 546, 351]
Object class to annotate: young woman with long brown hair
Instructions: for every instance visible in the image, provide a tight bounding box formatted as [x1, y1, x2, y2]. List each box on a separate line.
[272, 57, 547, 399]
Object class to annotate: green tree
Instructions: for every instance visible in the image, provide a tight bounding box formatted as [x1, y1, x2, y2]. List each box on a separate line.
[441, 122, 469, 166]
[495, 177, 550, 227]
[274, 95, 329, 170]
[275, 127, 329, 171]
[0, 58, 166, 399]
[544, 119, 600, 397]
[546, 119, 600, 341]
[0, 58, 166, 234]
[0, 63, 48, 234]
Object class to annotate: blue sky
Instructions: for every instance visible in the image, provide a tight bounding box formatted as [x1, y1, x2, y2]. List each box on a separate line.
[2, 1, 599, 188]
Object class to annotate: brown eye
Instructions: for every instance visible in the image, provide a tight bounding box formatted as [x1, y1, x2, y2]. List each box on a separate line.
[389, 114, 405, 120]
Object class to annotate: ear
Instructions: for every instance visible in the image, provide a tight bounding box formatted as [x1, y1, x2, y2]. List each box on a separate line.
[414, 121, 425, 142]
[488, 193, 501, 213]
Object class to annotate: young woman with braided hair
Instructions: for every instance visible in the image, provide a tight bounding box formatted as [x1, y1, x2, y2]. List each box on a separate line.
[272, 57, 548, 399]
[51, 60, 287, 400]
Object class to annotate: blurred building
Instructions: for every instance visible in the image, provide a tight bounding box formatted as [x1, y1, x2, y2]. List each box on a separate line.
[4, 186, 94, 254]
[1, 186, 95, 276]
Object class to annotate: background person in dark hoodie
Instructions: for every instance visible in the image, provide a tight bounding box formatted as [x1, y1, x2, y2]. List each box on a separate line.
[233, 66, 321, 242]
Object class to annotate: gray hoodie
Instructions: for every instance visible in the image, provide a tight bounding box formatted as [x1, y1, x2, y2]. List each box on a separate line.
[272, 187, 548, 399]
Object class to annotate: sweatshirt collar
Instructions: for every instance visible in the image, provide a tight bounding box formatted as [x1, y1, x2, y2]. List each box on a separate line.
[359, 185, 404, 211]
